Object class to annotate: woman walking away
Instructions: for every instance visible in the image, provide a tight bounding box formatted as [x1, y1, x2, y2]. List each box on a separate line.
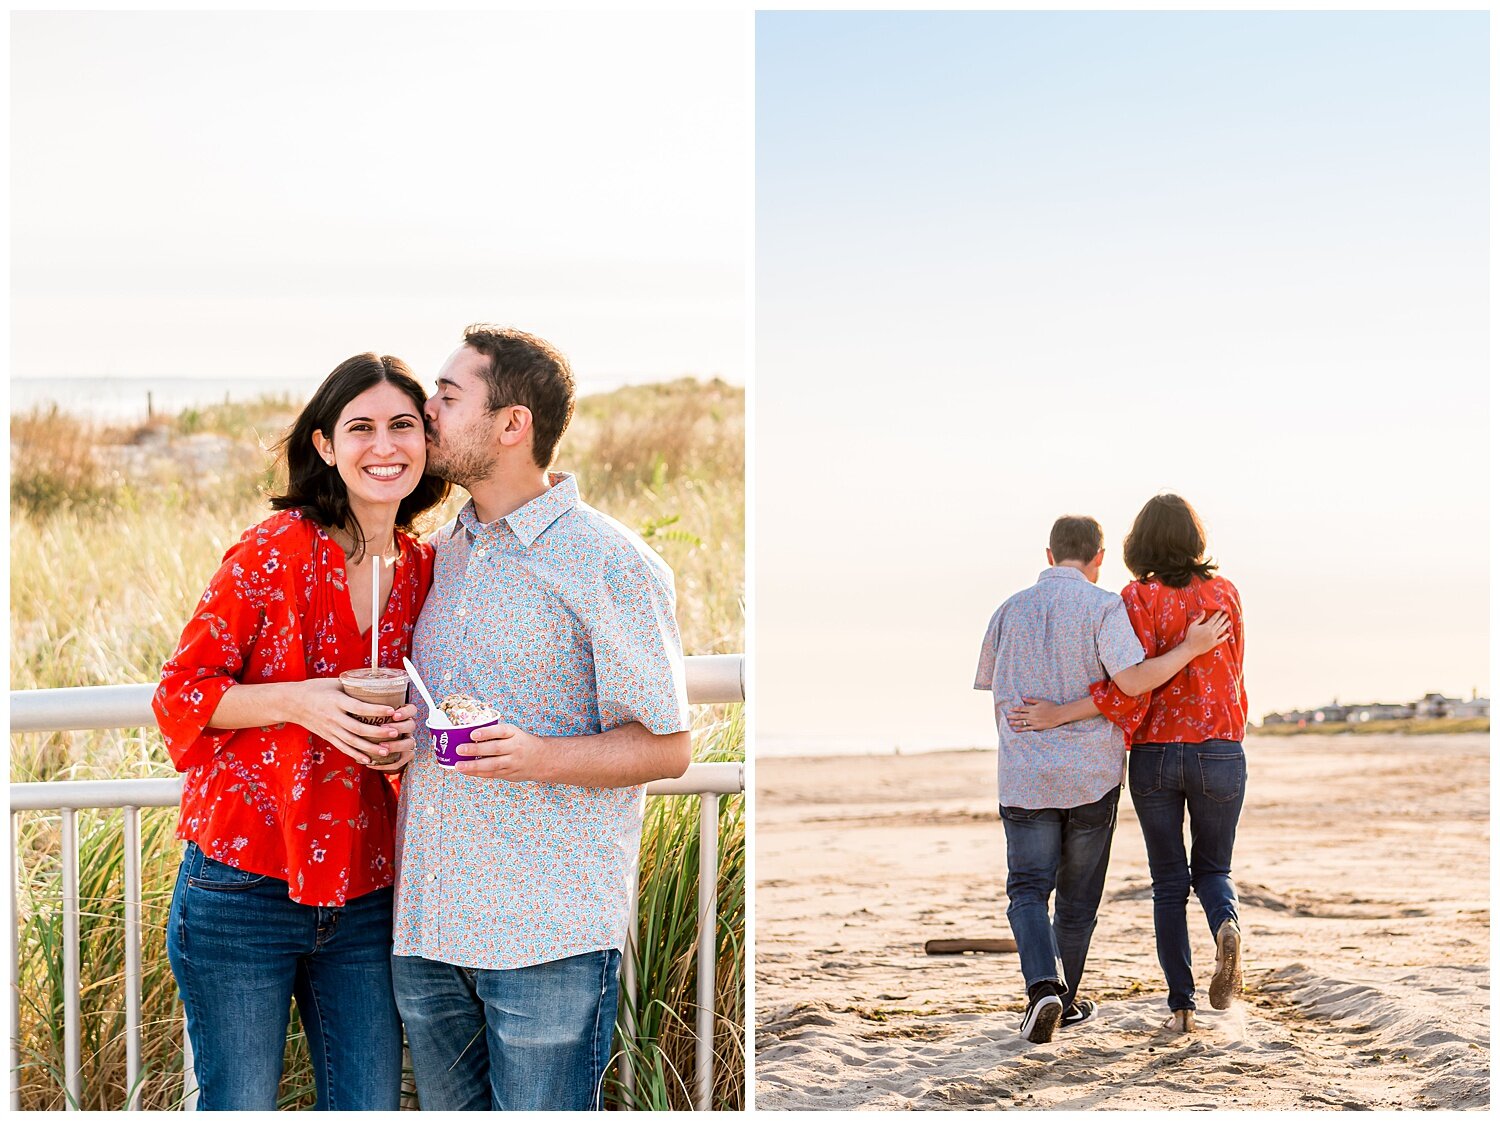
[1010, 494, 1247, 1033]
[153, 354, 448, 1108]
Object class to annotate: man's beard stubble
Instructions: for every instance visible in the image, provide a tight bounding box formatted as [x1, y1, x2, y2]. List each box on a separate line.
[425, 435, 494, 490]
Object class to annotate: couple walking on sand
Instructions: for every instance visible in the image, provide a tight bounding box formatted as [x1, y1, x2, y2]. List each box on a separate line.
[974, 496, 1248, 1043]
[153, 325, 692, 1110]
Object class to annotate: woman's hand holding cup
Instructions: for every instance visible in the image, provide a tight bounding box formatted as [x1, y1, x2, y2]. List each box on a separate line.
[282, 678, 409, 766]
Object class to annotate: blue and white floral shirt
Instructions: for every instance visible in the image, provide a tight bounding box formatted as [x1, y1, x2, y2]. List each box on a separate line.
[974, 566, 1145, 810]
[393, 473, 691, 969]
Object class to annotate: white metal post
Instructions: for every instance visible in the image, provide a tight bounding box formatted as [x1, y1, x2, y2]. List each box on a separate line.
[620, 866, 640, 1100]
[182, 1015, 197, 1111]
[61, 808, 81, 1111]
[695, 793, 719, 1112]
[122, 807, 142, 1110]
[11, 813, 22, 1111]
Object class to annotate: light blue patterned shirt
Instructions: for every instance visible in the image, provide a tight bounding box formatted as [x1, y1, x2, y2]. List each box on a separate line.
[974, 566, 1145, 810]
[393, 473, 692, 969]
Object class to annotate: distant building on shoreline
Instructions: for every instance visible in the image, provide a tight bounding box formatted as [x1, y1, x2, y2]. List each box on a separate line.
[1260, 690, 1488, 728]
[1448, 696, 1491, 719]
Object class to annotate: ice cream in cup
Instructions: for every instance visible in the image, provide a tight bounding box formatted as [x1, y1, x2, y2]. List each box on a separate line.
[427, 692, 502, 767]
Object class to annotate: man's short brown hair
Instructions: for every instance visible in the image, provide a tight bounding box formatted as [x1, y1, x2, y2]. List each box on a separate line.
[462, 324, 576, 469]
[1049, 515, 1104, 564]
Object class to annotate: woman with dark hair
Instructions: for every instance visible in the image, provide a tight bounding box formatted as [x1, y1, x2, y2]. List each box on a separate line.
[152, 353, 450, 1109]
[1009, 494, 1247, 1033]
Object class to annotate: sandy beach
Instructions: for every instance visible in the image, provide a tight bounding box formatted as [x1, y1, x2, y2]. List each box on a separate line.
[754, 734, 1489, 1110]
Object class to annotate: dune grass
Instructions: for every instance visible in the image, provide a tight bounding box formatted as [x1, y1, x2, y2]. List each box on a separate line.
[609, 706, 746, 1111]
[10, 381, 745, 1110]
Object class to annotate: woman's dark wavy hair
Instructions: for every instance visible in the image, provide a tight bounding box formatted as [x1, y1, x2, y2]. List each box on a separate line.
[269, 353, 449, 558]
[1122, 493, 1219, 588]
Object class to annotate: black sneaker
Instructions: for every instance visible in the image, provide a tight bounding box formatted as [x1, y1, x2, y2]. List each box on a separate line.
[1061, 998, 1096, 1027]
[1019, 991, 1064, 1043]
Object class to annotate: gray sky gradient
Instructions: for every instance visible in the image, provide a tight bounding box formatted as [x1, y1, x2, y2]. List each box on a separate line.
[13, 11, 748, 387]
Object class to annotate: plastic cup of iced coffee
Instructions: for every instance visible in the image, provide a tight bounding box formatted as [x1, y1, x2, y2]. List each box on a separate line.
[427, 692, 502, 767]
[339, 667, 410, 766]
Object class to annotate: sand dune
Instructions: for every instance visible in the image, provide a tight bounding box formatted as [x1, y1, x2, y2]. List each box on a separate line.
[754, 735, 1489, 1111]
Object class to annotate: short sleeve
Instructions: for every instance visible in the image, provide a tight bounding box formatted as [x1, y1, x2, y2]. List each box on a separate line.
[974, 608, 1001, 691]
[588, 543, 691, 736]
[1090, 589, 1150, 737]
[152, 531, 273, 771]
[1089, 678, 1150, 738]
[1097, 599, 1146, 678]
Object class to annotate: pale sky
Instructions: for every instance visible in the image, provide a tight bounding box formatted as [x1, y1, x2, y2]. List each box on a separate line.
[12, 11, 749, 387]
[756, 11, 1489, 751]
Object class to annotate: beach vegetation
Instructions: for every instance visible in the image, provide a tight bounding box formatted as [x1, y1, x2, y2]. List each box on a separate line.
[1251, 717, 1488, 737]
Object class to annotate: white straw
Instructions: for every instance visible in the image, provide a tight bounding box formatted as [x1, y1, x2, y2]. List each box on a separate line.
[403, 657, 438, 713]
[370, 555, 382, 671]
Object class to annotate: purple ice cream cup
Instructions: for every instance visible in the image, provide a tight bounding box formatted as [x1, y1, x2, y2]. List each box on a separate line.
[427, 713, 502, 767]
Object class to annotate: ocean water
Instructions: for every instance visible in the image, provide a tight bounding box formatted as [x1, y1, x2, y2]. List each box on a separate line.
[756, 734, 991, 759]
[11, 372, 638, 422]
[11, 376, 327, 422]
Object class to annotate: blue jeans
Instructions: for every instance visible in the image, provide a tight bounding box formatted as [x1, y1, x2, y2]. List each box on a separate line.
[391, 949, 622, 1111]
[999, 785, 1120, 1006]
[165, 843, 403, 1110]
[1129, 740, 1246, 1011]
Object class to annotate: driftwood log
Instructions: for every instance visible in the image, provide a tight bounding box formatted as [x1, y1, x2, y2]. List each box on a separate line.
[924, 937, 1018, 955]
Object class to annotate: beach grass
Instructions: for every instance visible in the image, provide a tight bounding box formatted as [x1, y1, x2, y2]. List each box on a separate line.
[10, 382, 745, 1109]
[610, 705, 746, 1110]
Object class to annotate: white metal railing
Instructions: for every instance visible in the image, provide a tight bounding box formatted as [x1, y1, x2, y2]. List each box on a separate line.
[10, 653, 744, 1112]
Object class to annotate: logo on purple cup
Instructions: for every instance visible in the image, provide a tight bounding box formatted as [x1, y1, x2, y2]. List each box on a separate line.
[429, 717, 499, 767]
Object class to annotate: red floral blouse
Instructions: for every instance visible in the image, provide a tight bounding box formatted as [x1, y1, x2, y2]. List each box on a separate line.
[1089, 575, 1247, 745]
[153, 510, 434, 906]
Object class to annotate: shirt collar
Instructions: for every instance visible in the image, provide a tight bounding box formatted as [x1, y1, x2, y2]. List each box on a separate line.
[1038, 565, 1091, 585]
[456, 472, 579, 548]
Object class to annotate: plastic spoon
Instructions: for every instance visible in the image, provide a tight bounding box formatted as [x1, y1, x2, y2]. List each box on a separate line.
[403, 657, 438, 715]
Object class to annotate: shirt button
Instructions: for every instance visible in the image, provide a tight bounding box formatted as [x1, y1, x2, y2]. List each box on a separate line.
[427, 873, 437, 883]
[474, 549, 486, 559]
[456, 608, 467, 618]
[443, 672, 453, 682]
[425, 805, 435, 815]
